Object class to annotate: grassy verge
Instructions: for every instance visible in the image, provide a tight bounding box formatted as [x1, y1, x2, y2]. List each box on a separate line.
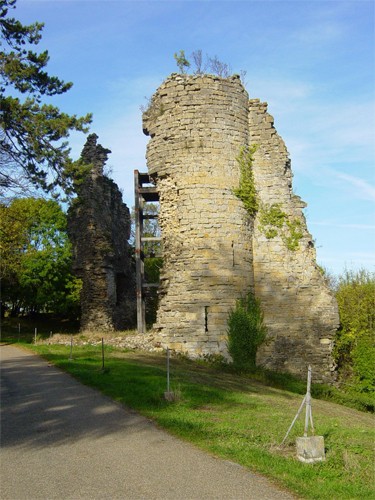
[20, 342, 375, 500]
[249, 367, 374, 413]
[2, 317, 372, 411]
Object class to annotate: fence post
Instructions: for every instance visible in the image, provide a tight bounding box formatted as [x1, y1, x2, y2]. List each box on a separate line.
[101, 337, 105, 371]
[69, 334, 73, 361]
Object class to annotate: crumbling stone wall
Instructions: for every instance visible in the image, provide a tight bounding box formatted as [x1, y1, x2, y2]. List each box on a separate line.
[249, 100, 339, 381]
[143, 74, 339, 382]
[68, 134, 136, 331]
[143, 74, 254, 355]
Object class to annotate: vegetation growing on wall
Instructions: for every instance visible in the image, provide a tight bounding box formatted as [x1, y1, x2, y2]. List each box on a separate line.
[258, 203, 303, 251]
[283, 218, 303, 251]
[173, 49, 247, 83]
[140, 94, 165, 121]
[258, 203, 285, 238]
[233, 145, 258, 217]
[174, 50, 190, 74]
[227, 291, 267, 371]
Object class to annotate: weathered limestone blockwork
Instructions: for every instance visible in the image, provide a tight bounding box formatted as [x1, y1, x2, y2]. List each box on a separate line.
[143, 74, 339, 382]
[68, 134, 136, 331]
[249, 100, 339, 382]
[143, 74, 254, 356]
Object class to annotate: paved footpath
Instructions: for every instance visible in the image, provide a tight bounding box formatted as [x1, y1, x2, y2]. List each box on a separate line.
[0, 344, 294, 500]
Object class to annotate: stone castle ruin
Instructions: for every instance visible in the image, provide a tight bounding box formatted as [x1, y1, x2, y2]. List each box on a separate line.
[142, 73, 339, 382]
[68, 134, 136, 331]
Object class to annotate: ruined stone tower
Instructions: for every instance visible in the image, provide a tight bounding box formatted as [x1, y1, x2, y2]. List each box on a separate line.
[68, 134, 136, 331]
[142, 74, 339, 382]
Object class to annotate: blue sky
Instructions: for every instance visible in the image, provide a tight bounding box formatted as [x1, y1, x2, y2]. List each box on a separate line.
[15, 0, 375, 275]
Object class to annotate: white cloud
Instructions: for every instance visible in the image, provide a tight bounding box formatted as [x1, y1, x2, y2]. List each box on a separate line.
[332, 172, 375, 202]
[293, 21, 344, 45]
[310, 221, 375, 230]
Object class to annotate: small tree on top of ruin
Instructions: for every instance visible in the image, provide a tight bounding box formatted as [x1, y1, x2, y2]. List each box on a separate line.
[174, 50, 190, 74]
[174, 50, 246, 84]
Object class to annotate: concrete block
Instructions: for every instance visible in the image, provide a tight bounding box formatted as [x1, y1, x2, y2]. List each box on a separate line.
[164, 391, 176, 402]
[296, 436, 325, 463]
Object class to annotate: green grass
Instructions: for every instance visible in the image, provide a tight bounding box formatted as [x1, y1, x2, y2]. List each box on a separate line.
[20, 342, 375, 500]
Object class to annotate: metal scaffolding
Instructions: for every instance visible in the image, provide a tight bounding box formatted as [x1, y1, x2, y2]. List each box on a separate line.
[134, 170, 160, 333]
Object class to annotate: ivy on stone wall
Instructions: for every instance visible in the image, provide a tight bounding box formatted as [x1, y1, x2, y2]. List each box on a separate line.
[233, 145, 258, 217]
[259, 203, 303, 251]
[284, 219, 303, 251]
[258, 203, 286, 238]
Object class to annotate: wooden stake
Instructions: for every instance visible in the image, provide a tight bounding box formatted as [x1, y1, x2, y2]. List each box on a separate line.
[69, 334, 73, 361]
[167, 347, 170, 392]
[101, 337, 105, 371]
[164, 347, 175, 401]
[304, 365, 312, 436]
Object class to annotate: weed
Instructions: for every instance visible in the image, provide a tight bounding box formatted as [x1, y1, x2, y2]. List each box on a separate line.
[258, 203, 303, 251]
[233, 145, 258, 217]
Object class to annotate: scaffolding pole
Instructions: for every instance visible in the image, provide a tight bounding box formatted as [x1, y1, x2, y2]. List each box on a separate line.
[134, 170, 160, 334]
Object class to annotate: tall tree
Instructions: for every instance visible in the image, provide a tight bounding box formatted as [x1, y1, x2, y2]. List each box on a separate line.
[0, 197, 81, 317]
[0, 0, 92, 199]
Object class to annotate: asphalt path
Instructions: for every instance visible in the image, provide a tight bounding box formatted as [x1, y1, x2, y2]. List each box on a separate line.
[0, 344, 294, 499]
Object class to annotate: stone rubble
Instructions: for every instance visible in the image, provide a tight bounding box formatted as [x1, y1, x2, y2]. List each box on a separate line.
[45, 332, 163, 353]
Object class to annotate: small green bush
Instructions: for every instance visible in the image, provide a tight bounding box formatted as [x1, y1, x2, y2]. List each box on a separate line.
[227, 292, 267, 371]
